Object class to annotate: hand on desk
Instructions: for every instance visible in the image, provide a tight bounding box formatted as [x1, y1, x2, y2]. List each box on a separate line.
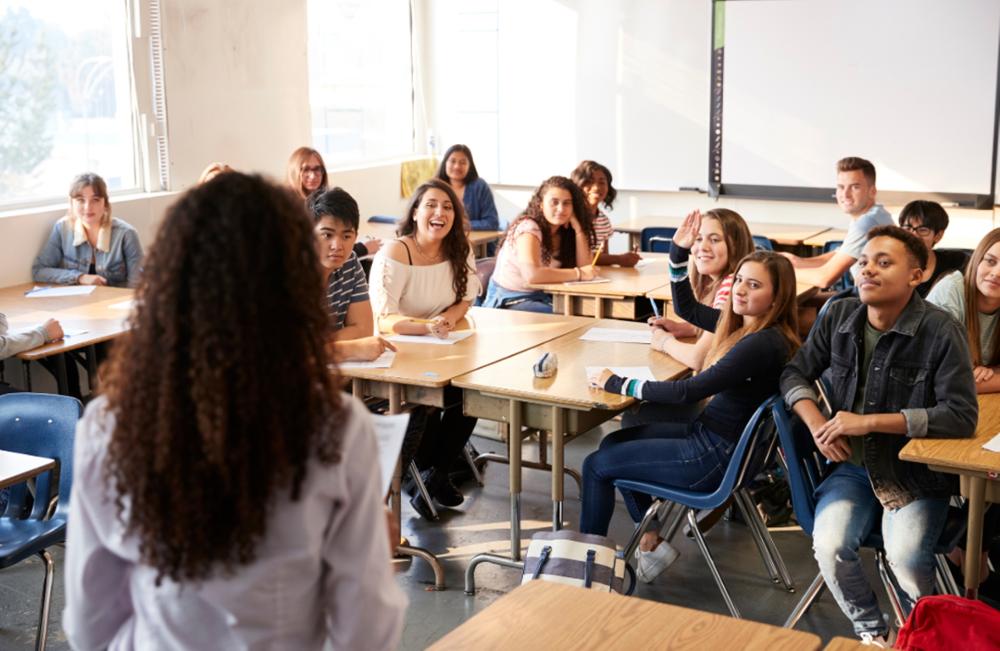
[427, 316, 453, 339]
[78, 274, 107, 286]
[973, 365, 995, 383]
[42, 318, 64, 343]
[587, 367, 614, 389]
[650, 328, 674, 353]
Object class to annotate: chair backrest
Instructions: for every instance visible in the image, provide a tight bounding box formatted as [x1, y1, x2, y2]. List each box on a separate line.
[640, 227, 677, 253]
[0, 393, 82, 520]
[771, 397, 832, 537]
[822, 239, 854, 290]
[367, 215, 398, 225]
[475, 256, 497, 300]
[752, 235, 774, 251]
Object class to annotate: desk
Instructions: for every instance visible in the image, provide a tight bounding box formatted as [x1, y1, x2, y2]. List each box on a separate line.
[429, 580, 822, 650]
[803, 228, 847, 248]
[1, 283, 134, 393]
[528, 253, 670, 320]
[454, 319, 687, 592]
[0, 450, 55, 490]
[615, 215, 831, 249]
[822, 637, 866, 651]
[340, 308, 593, 588]
[359, 221, 504, 258]
[900, 393, 1000, 599]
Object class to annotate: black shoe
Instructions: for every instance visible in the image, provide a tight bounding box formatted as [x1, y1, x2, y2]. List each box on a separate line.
[409, 493, 438, 520]
[427, 470, 464, 508]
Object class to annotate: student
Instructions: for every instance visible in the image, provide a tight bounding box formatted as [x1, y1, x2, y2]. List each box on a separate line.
[570, 160, 640, 267]
[483, 176, 597, 313]
[287, 146, 381, 258]
[197, 161, 233, 184]
[63, 173, 406, 650]
[0, 314, 63, 395]
[32, 172, 144, 288]
[437, 144, 500, 231]
[783, 157, 894, 288]
[650, 208, 755, 365]
[781, 225, 977, 645]
[308, 187, 396, 362]
[927, 227, 1000, 393]
[368, 178, 481, 518]
[898, 200, 967, 297]
[581, 251, 800, 583]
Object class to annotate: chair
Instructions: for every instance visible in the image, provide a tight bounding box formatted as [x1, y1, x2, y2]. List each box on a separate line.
[752, 235, 774, 251]
[822, 240, 854, 290]
[640, 227, 677, 253]
[0, 393, 82, 651]
[475, 256, 497, 304]
[771, 396, 964, 630]
[615, 395, 794, 617]
[367, 215, 397, 224]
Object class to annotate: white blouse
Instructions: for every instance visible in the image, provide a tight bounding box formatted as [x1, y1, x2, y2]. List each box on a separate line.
[63, 395, 406, 651]
[369, 246, 480, 325]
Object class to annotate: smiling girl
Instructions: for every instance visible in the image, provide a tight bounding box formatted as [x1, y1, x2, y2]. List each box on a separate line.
[927, 227, 1000, 393]
[436, 144, 499, 231]
[571, 160, 640, 267]
[580, 251, 800, 582]
[483, 176, 597, 312]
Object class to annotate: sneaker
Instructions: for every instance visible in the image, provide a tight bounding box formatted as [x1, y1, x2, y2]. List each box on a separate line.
[426, 470, 464, 508]
[859, 629, 895, 647]
[634, 542, 679, 583]
[409, 493, 438, 521]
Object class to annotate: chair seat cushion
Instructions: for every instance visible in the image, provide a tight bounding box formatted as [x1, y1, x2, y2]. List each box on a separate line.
[0, 516, 67, 567]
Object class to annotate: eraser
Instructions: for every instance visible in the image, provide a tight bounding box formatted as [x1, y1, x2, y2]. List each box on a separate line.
[532, 352, 558, 378]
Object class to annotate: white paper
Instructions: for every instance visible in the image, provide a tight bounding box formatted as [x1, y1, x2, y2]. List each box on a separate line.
[634, 258, 658, 268]
[109, 299, 134, 310]
[371, 413, 411, 495]
[387, 331, 474, 345]
[24, 285, 97, 298]
[983, 432, 1000, 453]
[15, 326, 87, 339]
[579, 327, 652, 345]
[562, 277, 611, 286]
[338, 351, 396, 370]
[586, 366, 657, 382]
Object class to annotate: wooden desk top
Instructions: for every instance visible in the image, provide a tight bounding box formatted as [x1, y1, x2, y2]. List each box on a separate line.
[359, 221, 503, 248]
[337, 308, 592, 388]
[900, 393, 1000, 476]
[803, 228, 847, 248]
[452, 319, 687, 410]
[614, 215, 831, 246]
[528, 253, 671, 299]
[0, 282, 134, 359]
[0, 450, 56, 490]
[822, 637, 866, 651]
[428, 580, 822, 651]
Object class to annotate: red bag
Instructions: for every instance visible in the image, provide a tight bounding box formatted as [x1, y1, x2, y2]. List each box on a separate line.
[895, 595, 1000, 650]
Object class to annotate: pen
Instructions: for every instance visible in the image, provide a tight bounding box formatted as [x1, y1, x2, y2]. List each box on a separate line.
[649, 298, 660, 318]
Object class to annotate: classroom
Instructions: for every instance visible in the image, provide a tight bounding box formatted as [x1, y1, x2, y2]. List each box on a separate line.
[1, 0, 999, 649]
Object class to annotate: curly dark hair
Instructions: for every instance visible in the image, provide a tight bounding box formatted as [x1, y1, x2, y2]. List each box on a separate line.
[502, 176, 595, 267]
[570, 160, 617, 210]
[435, 144, 480, 184]
[397, 178, 473, 304]
[101, 172, 344, 584]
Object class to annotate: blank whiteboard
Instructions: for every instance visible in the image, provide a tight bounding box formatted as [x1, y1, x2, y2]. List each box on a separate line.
[492, 0, 711, 191]
[720, 0, 1000, 196]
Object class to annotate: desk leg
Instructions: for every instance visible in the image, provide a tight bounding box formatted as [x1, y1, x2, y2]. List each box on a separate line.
[563, 297, 573, 317]
[22, 360, 32, 391]
[593, 299, 604, 319]
[964, 477, 987, 599]
[54, 354, 68, 396]
[551, 406, 565, 531]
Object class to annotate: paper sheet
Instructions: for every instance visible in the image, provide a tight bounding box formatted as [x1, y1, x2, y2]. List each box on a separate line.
[338, 351, 396, 370]
[16, 326, 88, 339]
[983, 432, 1000, 453]
[586, 366, 657, 382]
[24, 285, 97, 298]
[371, 413, 411, 495]
[579, 327, 652, 345]
[109, 299, 135, 310]
[562, 277, 611, 286]
[387, 331, 474, 345]
[634, 258, 658, 268]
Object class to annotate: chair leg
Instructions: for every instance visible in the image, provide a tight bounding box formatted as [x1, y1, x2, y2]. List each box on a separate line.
[935, 553, 961, 596]
[35, 549, 54, 651]
[686, 508, 741, 618]
[784, 571, 825, 628]
[735, 489, 795, 592]
[733, 490, 780, 584]
[621, 499, 663, 565]
[408, 461, 438, 520]
[462, 442, 485, 486]
[662, 501, 687, 544]
[875, 549, 906, 628]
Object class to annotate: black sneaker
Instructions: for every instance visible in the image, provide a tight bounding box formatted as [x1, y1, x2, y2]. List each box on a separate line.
[427, 470, 464, 508]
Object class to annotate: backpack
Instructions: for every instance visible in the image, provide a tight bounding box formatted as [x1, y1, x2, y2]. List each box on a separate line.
[896, 594, 1000, 650]
[520, 530, 628, 594]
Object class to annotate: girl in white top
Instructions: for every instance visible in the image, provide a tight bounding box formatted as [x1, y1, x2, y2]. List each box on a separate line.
[63, 173, 405, 650]
[368, 178, 481, 518]
[927, 227, 1000, 394]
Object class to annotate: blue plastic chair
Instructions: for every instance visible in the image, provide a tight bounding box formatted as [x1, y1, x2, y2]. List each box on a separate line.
[771, 395, 964, 629]
[615, 395, 793, 617]
[752, 235, 774, 251]
[640, 227, 677, 253]
[0, 393, 82, 651]
[822, 240, 855, 290]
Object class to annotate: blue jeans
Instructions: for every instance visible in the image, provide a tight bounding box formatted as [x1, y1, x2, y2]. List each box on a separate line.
[812, 463, 949, 636]
[482, 278, 553, 313]
[579, 421, 735, 537]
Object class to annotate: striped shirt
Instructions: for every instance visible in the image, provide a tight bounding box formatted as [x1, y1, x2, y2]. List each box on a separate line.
[326, 253, 370, 330]
[712, 274, 734, 309]
[592, 210, 614, 251]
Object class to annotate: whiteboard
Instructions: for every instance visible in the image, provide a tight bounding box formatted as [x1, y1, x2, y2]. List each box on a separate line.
[720, 0, 1000, 196]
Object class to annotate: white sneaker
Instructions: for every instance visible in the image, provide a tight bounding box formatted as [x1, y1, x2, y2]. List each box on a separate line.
[859, 631, 894, 648]
[634, 542, 679, 583]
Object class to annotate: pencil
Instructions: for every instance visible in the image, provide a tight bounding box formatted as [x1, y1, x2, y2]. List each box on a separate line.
[590, 246, 601, 268]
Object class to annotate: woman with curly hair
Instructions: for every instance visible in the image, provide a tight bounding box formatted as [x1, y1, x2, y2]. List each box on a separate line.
[64, 173, 406, 650]
[483, 176, 597, 312]
[571, 160, 640, 267]
[368, 178, 481, 519]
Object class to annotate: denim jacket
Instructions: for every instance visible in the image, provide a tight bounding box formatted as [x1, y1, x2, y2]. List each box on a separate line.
[780, 293, 978, 509]
[32, 217, 143, 288]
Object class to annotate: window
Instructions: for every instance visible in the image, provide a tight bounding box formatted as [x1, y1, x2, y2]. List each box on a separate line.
[0, 1, 142, 207]
[307, 0, 415, 166]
